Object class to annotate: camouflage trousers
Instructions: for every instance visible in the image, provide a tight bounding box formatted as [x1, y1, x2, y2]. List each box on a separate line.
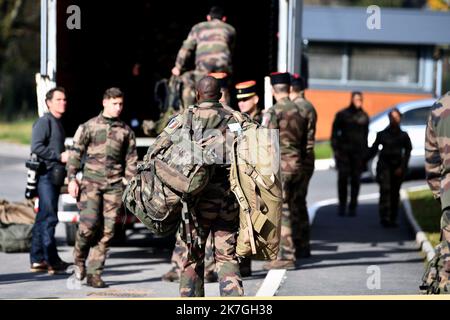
[278, 173, 304, 261]
[179, 183, 244, 297]
[169, 230, 216, 277]
[424, 209, 450, 292]
[376, 166, 403, 223]
[291, 168, 314, 252]
[73, 182, 122, 275]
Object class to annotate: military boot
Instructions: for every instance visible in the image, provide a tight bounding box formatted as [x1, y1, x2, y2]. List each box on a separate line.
[204, 270, 218, 283]
[162, 267, 179, 282]
[86, 274, 107, 288]
[74, 264, 86, 281]
[262, 260, 295, 270]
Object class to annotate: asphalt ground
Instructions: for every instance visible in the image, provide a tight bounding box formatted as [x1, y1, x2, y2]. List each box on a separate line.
[0, 142, 427, 298]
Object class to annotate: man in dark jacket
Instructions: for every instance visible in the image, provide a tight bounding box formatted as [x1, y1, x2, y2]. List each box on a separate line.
[367, 109, 412, 227]
[331, 91, 369, 216]
[30, 87, 71, 274]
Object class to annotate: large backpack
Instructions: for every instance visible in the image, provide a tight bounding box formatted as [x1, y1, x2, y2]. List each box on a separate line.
[420, 242, 450, 294]
[123, 106, 216, 246]
[229, 112, 283, 260]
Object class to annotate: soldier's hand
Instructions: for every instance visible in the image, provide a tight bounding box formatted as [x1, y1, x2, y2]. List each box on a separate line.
[172, 67, 181, 76]
[60, 151, 69, 164]
[68, 180, 79, 198]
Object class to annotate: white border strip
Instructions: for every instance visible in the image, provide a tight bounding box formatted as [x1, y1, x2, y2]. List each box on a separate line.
[400, 186, 436, 262]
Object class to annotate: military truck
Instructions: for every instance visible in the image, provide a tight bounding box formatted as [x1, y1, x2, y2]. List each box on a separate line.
[37, 0, 305, 244]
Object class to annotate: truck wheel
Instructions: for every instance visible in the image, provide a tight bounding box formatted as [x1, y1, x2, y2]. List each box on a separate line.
[65, 223, 78, 246]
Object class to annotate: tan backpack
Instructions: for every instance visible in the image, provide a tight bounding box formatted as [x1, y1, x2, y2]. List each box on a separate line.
[229, 112, 283, 260]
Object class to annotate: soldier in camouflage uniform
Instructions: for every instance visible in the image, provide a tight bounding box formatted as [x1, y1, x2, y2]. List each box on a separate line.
[289, 74, 317, 258]
[367, 109, 412, 227]
[171, 6, 236, 108]
[331, 92, 369, 216]
[164, 76, 243, 297]
[425, 92, 450, 286]
[161, 72, 233, 284]
[67, 88, 138, 288]
[261, 72, 307, 270]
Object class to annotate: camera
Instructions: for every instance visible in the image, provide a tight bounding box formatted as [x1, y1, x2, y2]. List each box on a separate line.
[25, 154, 42, 199]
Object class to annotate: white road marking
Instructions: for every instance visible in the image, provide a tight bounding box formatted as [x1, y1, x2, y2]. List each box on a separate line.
[255, 192, 381, 296]
[255, 269, 287, 297]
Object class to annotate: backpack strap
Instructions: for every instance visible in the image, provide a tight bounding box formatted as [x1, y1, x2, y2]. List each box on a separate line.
[230, 139, 257, 255]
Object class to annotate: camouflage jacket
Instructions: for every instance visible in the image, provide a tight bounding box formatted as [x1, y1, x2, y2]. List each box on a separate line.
[367, 125, 412, 170]
[292, 95, 317, 170]
[251, 109, 263, 125]
[331, 105, 369, 155]
[425, 92, 450, 210]
[67, 113, 138, 187]
[261, 97, 307, 175]
[175, 19, 236, 75]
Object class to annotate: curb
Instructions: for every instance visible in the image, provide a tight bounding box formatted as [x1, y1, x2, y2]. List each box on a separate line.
[314, 158, 335, 171]
[400, 187, 436, 262]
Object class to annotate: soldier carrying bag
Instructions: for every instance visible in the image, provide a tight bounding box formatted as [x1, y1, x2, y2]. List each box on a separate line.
[228, 111, 283, 260]
[123, 106, 215, 246]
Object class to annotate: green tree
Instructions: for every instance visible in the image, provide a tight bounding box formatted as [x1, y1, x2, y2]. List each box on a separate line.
[0, 0, 40, 121]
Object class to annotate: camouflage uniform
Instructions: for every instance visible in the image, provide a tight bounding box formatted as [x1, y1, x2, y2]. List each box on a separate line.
[67, 113, 138, 276]
[425, 92, 450, 275]
[163, 100, 244, 297]
[292, 94, 317, 256]
[367, 125, 412, 225]
[262, 97, 307, 261]
[331, 105, 369, 215]
[175, 19, 236, 107]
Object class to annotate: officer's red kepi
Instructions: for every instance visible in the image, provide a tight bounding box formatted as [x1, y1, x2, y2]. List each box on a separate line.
[235, 80, 257, 100]
[291, 73, 305, 89]
[270, 72, 291, 85]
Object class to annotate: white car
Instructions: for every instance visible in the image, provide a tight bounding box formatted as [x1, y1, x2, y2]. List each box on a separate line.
[365, 98, 436, 179]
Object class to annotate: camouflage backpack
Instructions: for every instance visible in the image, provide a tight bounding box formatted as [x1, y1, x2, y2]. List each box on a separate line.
[123, 106, 215, 244]
[420, 242, 450, 294]
[228, 111, 283, 260]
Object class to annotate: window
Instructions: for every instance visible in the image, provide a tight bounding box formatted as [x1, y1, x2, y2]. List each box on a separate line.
[308, 45, 343, 81]
[307, 43, 422, 88]
[349, 47, 419, 84]
[401, 107, 431, 126]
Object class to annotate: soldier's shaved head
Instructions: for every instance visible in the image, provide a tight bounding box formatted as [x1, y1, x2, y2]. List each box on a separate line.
[196, 76, 222, 102]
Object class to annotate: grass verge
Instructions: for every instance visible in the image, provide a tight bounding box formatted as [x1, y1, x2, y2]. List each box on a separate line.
[407, 189, 441, 248]
[0, 119, 35, 145]
[315, 141, 333, 160]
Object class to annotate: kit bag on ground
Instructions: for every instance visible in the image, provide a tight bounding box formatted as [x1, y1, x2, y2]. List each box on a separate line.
[420, 242, 450, 294]
[123, 106, 214, 244]
[228, 111, 283, 260]
[0, 199, 35, 253]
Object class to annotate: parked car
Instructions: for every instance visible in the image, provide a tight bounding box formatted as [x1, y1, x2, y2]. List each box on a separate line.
[363, 98, 436, 180]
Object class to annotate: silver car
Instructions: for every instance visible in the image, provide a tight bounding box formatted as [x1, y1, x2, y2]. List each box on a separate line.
[365, 98, 436, 179]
